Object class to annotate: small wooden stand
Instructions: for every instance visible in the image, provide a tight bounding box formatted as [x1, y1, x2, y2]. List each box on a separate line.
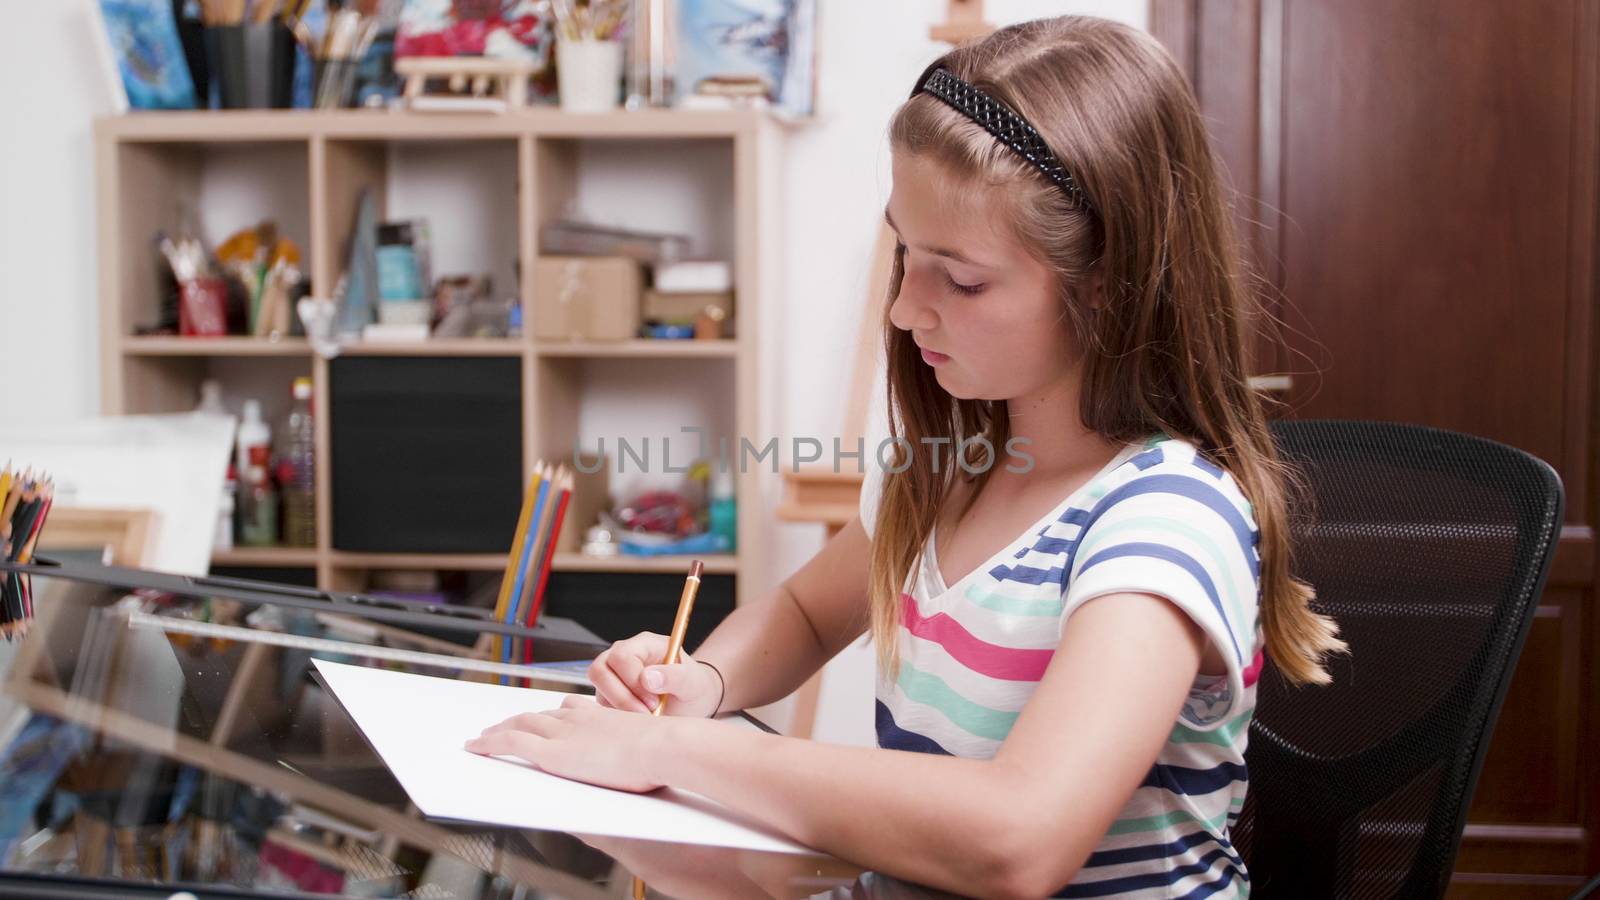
[396, 57, 537, 110]
[929, 0, 994, 45]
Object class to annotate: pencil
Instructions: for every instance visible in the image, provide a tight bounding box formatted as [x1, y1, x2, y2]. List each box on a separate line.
[505, 466, 553, 667]
[523, 466, 572, 657]
[493, 463, 544, 661]
[0, 471, 27, 545]
[651, 559, 704, 717]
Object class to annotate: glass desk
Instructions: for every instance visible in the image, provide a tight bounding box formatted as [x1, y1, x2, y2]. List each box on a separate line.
[0, 561, 953, 899]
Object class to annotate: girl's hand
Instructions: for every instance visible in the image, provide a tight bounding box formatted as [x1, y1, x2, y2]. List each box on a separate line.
[587, 631, 723, 718]
[464, 695, 670, 793]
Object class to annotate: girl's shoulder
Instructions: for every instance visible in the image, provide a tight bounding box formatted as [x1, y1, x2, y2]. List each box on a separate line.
[1090, 435, 1257, 531]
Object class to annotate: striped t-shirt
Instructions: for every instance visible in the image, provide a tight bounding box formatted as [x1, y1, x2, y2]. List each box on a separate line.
[861, 435, 1263, 898]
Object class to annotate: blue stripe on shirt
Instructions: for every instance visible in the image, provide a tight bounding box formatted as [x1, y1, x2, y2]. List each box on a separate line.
[1082, 829, 1242, 872]
[1077, 542, 1242, 663]
[875, 701, 953, 756]
[1130, 447, 1166, 470]
[1053, 848, 1244, 898]
[1069, 473, 1260, 578]
[1142, 761, 1249, 795]
[988, 560, 1066, 586]
[1175, 862, 1245, 900]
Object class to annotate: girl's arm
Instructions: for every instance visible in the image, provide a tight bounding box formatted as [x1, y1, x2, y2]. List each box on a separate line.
[480, 589, 1203, 896]
[588, 515, 870, 711]
[647, 590, 1207, 900]
[658, 516, 876, 713]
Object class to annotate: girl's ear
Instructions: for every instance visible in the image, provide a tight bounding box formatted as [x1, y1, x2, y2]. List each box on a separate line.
[1083, 268, 1108, 311]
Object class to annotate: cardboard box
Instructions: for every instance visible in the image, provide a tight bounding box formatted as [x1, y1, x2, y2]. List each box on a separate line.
[533, 256, 641, 341]
[642, 289, 735, 323]
[555, 451, 610, 554]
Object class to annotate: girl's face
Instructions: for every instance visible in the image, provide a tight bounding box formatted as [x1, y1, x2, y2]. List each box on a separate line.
[885, 153, 1085, 403]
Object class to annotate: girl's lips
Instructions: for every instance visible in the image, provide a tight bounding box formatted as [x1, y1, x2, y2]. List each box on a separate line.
[920, 347, 950, 366]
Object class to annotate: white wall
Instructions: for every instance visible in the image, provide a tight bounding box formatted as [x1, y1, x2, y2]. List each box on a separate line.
[0, 0, 1149, 744]
[0, 1, 119, 424]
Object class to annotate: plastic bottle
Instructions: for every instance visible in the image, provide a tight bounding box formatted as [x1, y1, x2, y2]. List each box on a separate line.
[280, 377, 316, 547]
[216, 463, 236, 552]
[195, 379, 227, 417]
[709, 467, 736, 552]
[197, 380, 235, 551]
[236, 399, 271, 477]
[238, 447, 278, 547]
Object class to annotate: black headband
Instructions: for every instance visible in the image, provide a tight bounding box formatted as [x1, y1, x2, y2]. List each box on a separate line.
[912, 65, 1093, 213]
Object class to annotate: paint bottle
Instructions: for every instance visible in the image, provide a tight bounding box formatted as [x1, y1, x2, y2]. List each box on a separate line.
[709, 467, 736, 552]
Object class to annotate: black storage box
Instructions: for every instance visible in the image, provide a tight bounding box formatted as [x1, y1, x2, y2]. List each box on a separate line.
[331, 356, 523, 553]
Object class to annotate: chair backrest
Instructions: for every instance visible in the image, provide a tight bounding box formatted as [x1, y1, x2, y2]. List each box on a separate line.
[1236, 420, 1564, 899]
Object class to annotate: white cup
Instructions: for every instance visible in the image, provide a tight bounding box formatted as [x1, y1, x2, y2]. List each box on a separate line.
[557, 39, 624, 113]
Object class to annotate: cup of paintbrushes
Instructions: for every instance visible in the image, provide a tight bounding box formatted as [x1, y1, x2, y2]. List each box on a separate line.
[312, 57, 360, 108]
[205, 22, 296, 108]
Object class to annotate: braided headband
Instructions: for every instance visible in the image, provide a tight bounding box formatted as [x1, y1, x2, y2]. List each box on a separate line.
[912, 66, 1093, 213]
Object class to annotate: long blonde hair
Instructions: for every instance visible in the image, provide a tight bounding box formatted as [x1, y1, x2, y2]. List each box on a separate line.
[868, 16, 1344, 686]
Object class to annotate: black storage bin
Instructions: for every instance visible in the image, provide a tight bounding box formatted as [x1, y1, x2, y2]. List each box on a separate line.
[331, 356, 523, 553]
[542, 572, 736, 649]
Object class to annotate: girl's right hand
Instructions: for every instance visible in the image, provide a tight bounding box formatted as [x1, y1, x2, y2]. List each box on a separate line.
[587, 631, 723, 718]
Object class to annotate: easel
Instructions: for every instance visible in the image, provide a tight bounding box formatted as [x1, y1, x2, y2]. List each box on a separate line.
[776, 1, 994, 739]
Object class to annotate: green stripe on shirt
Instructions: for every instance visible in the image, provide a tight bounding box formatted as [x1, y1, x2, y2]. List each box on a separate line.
[964, 582, 1066, 617]
[1105, 805, 1232, 838]
[896, 661, 1019, 742]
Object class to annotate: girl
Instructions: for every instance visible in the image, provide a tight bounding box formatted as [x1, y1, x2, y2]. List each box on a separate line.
[467, 15, 1343, 899]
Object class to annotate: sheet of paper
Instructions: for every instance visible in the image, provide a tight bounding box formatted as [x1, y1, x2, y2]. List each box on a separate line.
[0, 413, 233, 574]
[312, 659, 813, 855]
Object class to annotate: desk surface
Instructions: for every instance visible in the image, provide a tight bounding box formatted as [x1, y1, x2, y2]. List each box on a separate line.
[0, 568, 953, 899]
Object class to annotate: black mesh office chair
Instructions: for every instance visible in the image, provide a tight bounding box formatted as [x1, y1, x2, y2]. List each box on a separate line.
[1234, 420, 1564, 899]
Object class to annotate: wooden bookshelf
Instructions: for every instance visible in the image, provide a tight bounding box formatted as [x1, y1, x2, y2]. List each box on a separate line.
[212, 546, 320, 567]
[96, 109, 781, 608]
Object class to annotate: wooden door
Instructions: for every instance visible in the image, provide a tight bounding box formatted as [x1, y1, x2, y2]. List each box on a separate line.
[1151, 2, 1599, 895]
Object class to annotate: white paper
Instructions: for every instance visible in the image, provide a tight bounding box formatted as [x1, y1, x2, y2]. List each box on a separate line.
[0, 413, 233, 574]
[312, 659, 813, 855]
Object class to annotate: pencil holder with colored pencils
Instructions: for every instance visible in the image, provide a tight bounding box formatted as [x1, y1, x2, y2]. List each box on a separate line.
[0, 467, 55, 639]
[492, 460, 577, 678]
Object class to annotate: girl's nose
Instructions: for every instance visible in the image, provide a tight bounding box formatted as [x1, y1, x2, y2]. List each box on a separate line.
[888, 269, 938, 332]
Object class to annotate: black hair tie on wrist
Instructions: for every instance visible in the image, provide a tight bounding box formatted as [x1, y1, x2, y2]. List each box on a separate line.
[696, 658, 727, 718]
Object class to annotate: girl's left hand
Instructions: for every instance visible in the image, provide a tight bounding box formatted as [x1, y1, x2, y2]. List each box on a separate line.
[465, 695, 669, 794]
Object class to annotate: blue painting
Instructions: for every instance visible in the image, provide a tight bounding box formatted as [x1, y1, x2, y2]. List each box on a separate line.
[677, 0, 815, 117]
[99, 0, 197, 109]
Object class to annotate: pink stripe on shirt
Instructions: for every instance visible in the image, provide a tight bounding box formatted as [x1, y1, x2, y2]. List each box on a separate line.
[901, 593, 1055, 681]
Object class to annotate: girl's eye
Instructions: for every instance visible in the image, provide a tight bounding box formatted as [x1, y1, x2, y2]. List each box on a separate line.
[943, 273, 986, 296]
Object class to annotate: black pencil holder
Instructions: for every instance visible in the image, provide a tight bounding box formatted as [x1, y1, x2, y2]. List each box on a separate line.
[204, 23, 295, 109]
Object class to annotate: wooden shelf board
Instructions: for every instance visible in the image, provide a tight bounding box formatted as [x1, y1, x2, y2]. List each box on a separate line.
[327, 552, 509, 571]
[551, 553, 739, 575]
[775, 503, 858, 527]
[212, 546, 320, 567]
[97, 108, 767, 143]
[123, 336, 312, 357]
[326, 551, 739, 576]
[338, 339, 527, 357]
[535, 339, 736, 359]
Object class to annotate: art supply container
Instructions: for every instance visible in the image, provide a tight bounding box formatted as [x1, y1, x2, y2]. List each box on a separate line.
[205, 22, 296, 109]
[558, 39, 624, 112]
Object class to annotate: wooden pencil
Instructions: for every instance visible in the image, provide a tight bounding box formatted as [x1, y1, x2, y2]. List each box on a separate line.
[503, 463, 552, 670]
[509, 464, 560, 666]
[650, 559, 704, 717]
[523, 466, 572, 657]
[493, 462, 545, 661]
